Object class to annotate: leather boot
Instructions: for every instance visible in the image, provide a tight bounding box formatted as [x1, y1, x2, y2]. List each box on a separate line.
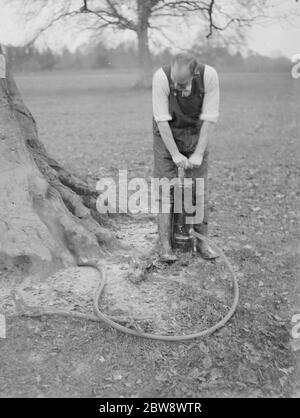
[196, 240, 219, 260]
[157, 213, 178, 263]
[194, 224, 219, 260]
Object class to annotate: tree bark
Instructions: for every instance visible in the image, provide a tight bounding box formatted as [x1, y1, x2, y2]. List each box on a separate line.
[134, 0, 153, 89]
[0, 49, 115, 279]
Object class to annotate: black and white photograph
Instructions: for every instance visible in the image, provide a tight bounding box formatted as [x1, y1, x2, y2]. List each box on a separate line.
[0, 0, 299, 401]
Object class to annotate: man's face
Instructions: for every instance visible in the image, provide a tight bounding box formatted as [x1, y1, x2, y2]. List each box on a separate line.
[171, 62, 193, 90]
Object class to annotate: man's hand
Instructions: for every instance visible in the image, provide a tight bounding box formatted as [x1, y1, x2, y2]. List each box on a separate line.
[189, 153, 203, 168]
[172, 152, 191, 170]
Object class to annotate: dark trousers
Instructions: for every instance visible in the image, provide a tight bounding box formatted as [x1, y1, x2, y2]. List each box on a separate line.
[153, 129, 209, 236]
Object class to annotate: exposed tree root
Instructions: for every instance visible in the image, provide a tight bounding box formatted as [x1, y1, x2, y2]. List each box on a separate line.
[0, 51, 119, 277]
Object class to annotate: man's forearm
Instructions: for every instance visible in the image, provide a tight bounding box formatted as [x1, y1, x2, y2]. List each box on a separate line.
[157, 121, 179, 157]
[194, 121, 213, 156]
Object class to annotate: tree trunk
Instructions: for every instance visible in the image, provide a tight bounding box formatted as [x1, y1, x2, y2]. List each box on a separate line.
[0, 49, 115, 279]
[134, 0, 153, 89]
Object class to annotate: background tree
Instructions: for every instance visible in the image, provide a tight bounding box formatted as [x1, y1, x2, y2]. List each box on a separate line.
[12, 0, 288, 87]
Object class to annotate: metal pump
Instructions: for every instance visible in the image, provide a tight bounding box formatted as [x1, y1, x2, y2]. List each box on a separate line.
[171, 167, 198, 253]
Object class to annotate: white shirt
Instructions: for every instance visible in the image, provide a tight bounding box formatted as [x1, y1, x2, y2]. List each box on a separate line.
[152, 64, 220, 124]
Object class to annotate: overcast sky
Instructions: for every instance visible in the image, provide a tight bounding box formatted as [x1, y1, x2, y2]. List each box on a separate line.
[0, 1, 299, 58]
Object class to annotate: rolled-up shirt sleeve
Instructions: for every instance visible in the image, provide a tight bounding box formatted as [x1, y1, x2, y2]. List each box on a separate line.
[200, 65, 220, 123]
[152, 68, 172, 123]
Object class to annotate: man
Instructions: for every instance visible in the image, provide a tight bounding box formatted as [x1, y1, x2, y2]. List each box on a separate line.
[152, 52, 220, 262]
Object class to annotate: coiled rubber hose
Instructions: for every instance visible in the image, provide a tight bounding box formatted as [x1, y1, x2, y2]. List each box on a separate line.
[12, 232, 239, 342]
[88, 231, 239, 341]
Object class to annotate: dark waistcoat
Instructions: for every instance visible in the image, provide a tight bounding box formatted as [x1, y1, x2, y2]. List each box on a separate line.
[153, 63, 205, 140]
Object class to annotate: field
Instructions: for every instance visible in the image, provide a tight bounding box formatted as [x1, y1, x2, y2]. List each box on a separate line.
[0, 69, 299, 397]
